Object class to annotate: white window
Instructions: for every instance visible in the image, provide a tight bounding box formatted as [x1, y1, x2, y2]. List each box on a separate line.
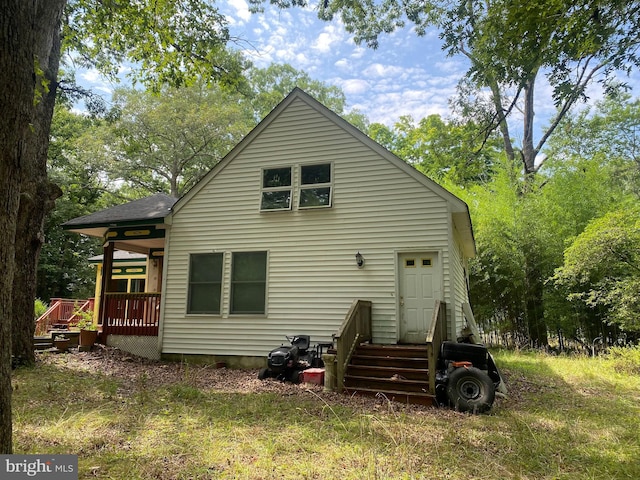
[299, 163, 332, 208]
[261, 167, 292, 211]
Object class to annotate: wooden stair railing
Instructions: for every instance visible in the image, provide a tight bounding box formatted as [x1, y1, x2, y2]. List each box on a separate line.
[35, 298, 95, 335]
[426, 300, 446, 396]
[335, 299, 372, 392]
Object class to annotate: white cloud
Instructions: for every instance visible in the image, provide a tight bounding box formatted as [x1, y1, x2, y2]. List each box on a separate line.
[226, 0, 252, 24]
[335, 78, 371, 95]
[312, 25, 346, 53]
[363, 63, 404, 79]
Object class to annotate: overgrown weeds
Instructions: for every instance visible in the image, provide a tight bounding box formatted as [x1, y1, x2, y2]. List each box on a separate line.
[12, 349, 640, 479]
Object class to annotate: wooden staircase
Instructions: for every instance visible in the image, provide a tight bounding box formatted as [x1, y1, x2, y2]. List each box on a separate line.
[343, 344, 436, 406]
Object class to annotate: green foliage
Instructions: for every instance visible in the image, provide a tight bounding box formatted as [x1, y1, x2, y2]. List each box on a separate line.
[77, 83, 255, 197]
[39, 105, 104, 302]
[63, 0, 248, 90]
[604, 345, 640, 375]
[253, 0, 640, 175]
[369, 114, 502, 185]
[34, 299, 48, 320]
[71, 304, 96, 330]
[447, 94, 640, 345]
[247, 64, 350, 119]
[553, 206, 640, 332]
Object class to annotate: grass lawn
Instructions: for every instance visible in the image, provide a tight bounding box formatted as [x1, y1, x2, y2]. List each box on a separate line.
[11, 348, 640, 479]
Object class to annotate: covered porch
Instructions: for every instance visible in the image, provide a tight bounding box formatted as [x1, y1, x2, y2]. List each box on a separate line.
[62, 194, 177, 357]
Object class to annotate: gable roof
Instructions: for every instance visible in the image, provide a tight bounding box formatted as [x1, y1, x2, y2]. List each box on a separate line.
[62, 193, 177, 237]
[172, 88, 476, 256]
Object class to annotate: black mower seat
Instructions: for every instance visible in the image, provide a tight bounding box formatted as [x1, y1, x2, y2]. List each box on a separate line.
[290, 335, 310, 352]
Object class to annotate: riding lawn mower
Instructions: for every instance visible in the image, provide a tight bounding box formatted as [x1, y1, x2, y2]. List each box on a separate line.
[257, 335, 330, 383]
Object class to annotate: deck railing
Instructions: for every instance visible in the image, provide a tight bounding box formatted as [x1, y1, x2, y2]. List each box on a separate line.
[102, 293, 161, 336]
[335, 299, 372, 392]
[426, 300, 446, 395]
[35, 298, 95, 335]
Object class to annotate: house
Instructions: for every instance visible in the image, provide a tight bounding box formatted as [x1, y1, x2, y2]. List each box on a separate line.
[63, 88, 477, 402]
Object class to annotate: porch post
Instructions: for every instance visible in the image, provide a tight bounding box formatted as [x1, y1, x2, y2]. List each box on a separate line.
[99, 242, 115, 335]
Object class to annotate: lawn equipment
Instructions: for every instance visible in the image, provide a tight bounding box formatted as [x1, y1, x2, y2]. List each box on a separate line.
[258, 335, 328, 383]
[435, 340, 505, 413]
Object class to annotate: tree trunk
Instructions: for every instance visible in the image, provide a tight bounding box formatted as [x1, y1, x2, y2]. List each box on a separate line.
[0, 0, 66, 453]
[11, 1, 65, 367]
[524, 257, 548, 348]
[521, 76, 538, 176]
[488, 79, 515, 163]
[0, 0, 35, 455]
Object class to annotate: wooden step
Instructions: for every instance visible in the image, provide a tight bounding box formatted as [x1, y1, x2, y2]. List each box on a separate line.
[33, 337, 53, 351]
[343, 343, 434, 406]
[354, 344, 428, 358]
[343, 386, 436, 406]
[345, 374, 431, 394]
[350, 354, 428, 369]
[346, 364, 428, 381]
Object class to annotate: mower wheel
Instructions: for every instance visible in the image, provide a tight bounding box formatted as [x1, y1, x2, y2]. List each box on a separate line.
[288, 369, 302, 384]
[446, 366, 495, 414]
[258, 368, 270, 380]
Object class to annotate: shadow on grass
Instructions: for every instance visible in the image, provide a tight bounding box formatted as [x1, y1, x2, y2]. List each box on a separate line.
[10, 351, 640, 479]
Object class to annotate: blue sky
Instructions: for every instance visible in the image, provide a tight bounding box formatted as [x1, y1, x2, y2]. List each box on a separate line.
[80, 0, 640, 141]
[223, 0, 468, 126]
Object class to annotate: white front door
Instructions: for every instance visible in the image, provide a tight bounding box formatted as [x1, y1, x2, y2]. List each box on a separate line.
[398, 252, 441, 344]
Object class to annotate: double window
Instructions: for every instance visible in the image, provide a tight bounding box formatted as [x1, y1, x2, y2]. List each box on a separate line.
[261, 163, 332, 211]
[187, 252, 267, 315]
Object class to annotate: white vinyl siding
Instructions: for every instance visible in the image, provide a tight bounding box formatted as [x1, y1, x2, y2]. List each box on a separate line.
[162, 97, 461, 356]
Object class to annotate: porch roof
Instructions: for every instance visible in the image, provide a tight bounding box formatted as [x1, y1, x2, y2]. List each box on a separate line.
[62, 193, 177, 238]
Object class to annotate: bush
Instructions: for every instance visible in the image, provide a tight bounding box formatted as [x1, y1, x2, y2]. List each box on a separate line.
[34, 298, 48, 319]
[604, 345, 640, 375]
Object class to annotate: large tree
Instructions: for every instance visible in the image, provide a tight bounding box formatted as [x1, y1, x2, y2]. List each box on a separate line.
[1, 0, 246, 453]
[79, 84, 255, 197]
[368, 114, 502, 185]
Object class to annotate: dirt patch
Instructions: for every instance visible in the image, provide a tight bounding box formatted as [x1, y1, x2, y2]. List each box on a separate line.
[38, 344, 452, 415]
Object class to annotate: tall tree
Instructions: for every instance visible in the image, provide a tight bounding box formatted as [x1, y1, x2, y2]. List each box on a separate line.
[249, 0, 640, 175]
[79, 84, 255, 197]
[1, 0, 245, 453]
[0, 0, 66, 453]
[38, 105, 106, 303]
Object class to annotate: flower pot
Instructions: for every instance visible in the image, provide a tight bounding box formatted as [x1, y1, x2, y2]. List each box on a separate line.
[79, 329, 98, 351]
[53, 338, 70, 352]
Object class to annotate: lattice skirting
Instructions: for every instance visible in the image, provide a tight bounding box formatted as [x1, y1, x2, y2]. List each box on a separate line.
[106, 335, 161, 360]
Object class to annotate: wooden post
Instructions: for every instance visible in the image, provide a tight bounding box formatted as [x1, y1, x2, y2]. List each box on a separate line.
[99, 242, 115, 335]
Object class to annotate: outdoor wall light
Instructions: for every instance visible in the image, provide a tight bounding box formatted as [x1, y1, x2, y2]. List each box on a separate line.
[355, 251, 365, 268]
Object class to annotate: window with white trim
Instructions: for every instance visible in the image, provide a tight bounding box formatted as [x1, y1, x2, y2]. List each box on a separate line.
[187, 253, 223, 314]
[261, 167, 292, 210]
[299, 163, 332, 208]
